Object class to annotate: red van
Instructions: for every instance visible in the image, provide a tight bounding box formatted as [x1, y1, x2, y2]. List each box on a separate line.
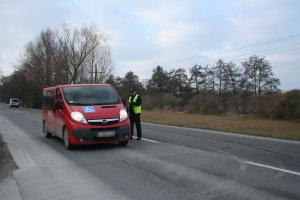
[42, 84, 130, 149]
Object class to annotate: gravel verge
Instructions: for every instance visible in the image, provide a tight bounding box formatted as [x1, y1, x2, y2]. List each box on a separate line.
[0, 133, 18, 182]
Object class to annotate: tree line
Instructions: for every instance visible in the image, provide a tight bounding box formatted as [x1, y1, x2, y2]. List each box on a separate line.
[106, 64, 299, 120]
[0, 24, 113, 107]
[0, 24, 299, 119]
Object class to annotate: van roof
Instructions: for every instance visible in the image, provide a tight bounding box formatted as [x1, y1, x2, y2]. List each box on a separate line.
[44, 84, 112, 90]
[61, 84, 111, 88]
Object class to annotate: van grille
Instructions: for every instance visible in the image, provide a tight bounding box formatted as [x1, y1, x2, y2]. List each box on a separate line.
[87, 118, 119, 126]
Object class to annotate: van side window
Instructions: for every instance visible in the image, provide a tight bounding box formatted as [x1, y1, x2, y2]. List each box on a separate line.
[42, 90, 54, 109]
[56, 88, 62, 101]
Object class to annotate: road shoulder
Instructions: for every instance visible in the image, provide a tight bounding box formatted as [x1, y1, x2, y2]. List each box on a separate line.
[0, 133, 22, 200]
[0, 133, 18, 181]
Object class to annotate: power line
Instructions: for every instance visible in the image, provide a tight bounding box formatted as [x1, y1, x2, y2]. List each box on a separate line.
[208, 33, 300, 56]
[181, 46, 300, 67]
[113, 46, 300, 79]
[114, 33, 300, 73]
[154, 33, 300, 65]
[221, 42, 300, 61]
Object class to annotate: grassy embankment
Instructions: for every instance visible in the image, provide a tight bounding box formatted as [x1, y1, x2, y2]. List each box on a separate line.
[142, 110, 300, 141]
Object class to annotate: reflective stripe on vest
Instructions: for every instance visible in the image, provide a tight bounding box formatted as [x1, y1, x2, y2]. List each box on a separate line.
[129, 95, 141, 114]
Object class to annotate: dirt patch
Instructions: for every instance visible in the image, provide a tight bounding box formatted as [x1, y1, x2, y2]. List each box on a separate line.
[0, 133, 18, 181]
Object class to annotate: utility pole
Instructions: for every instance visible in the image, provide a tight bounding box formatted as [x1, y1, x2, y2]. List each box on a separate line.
[89, 64, 104, 83]
[89, 64, 98, 83]
[94, 65, 98, 83]
[94, 66, 104, 83]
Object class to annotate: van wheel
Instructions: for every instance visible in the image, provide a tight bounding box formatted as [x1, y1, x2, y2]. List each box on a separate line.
[43, 122, 52, 138]
[63, 128, 73, 150]
[118, 141, 128, 146]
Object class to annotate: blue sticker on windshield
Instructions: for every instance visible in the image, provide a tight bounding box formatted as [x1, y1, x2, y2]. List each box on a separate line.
[83, 106, 95, 113]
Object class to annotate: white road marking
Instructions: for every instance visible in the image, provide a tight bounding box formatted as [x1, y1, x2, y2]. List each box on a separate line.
[132, 136, 160, 143]
[245, 161, 300, 176]
[142, 138, 160, 143]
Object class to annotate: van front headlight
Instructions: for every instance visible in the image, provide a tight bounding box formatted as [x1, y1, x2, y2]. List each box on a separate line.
[120, 109, 128, 121]
[71, 112, 88, 124]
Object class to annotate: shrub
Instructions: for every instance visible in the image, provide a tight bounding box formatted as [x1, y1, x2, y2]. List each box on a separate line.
[187, 93, 219, 114]
[163, 93, 181, 111]
[143, 93, 181, 111]
[254, 94, 284, 118]
[273, 90, 300, 119]
[231, 92, 255, 116]
[142, 95, 154, 110]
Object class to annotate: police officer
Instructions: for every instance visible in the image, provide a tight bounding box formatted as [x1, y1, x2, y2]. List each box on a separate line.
[128, 88, 142, 140]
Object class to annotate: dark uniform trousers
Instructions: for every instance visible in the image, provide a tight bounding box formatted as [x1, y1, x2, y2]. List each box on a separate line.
[129, 113, 142, 139]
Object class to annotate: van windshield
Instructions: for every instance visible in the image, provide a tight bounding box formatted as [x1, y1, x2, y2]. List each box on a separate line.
[11, 99, 19, 103]
[62, 85, 120, 106]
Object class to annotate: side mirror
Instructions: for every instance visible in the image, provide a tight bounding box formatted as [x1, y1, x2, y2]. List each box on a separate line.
[55, 99, 63, 110]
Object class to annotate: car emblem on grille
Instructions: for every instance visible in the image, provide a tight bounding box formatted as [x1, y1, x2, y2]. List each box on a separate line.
[102, 119, 107, 124]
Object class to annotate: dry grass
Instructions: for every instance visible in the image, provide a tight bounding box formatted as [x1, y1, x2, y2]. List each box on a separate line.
[142, 110, 300, 141]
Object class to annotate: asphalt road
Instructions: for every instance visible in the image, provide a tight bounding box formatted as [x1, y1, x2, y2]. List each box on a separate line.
[0, 103, 300, 200]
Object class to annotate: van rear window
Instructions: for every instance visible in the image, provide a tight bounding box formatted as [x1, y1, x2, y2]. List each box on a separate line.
[62, 86, 120, 105]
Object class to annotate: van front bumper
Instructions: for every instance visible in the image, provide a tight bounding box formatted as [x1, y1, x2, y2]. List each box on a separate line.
[72, 125, 131, 143]
[9, 103, 20, 107]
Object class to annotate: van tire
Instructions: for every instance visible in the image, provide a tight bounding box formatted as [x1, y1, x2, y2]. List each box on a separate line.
[118, 141, 128, 146]
[63, 128, 73, 150]
[43, 122, 52, 138]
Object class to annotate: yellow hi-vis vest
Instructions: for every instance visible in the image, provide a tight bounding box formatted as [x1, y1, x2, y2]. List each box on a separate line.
[128, 95, 142, 114]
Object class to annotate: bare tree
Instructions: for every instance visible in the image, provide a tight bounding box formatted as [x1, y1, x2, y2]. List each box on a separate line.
[242, 55, 280, 95]
[189, 64, 206, 95]
[204, 65, 215, 93]
[19, 23, 113, 86]
[171, 68, 189, 97]
[0, 59, 3, 77]
[61, 24, 98, 83]
[224, 62, 242, 95]
[21, 28, 67, 87]
[2, 23, 113, 108]
[91, 46, 114, 84]
[214, 59, 228, 96]
[60, 24, 113, 84]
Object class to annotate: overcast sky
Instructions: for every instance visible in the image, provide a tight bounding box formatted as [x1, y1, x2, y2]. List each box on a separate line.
[0, 0, 299, 90]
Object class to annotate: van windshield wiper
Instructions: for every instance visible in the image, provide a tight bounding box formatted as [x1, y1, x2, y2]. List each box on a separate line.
[69, 102, 89, 106]
[68, 102, 118, 106]
[93, 103, 118, 105]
